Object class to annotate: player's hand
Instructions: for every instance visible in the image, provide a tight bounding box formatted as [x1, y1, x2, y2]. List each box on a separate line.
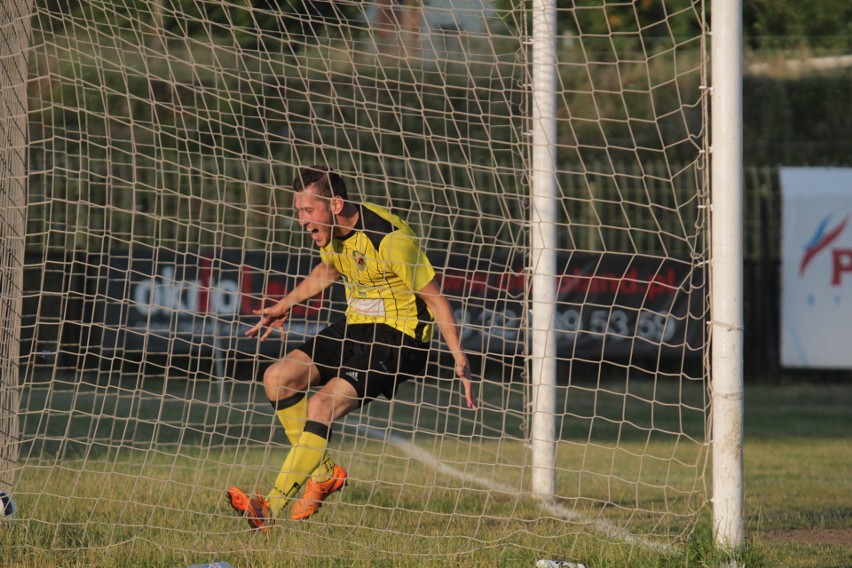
[454, 355, 477, 410]
[246, 304, 291, 341]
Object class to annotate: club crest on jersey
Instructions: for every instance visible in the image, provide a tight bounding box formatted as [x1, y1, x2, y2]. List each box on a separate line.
[354, 251, 366, 271]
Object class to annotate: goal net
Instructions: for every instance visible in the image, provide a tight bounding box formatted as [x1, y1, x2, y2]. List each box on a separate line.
[2, 0, 710, 564]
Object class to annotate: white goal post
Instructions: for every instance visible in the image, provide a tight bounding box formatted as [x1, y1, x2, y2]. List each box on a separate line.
[710, 0, 745, 550]
[0, 0, 29, 497]
[1, 0, 743, 562]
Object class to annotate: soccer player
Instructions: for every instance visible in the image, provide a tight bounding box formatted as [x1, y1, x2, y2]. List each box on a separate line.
[227, 165, 477, 529]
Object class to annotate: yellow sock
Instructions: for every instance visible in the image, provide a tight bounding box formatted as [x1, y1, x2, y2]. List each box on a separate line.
[270, 394, 337, 483]
[270, 393, 307, 446]
[267, 421, 330, 517]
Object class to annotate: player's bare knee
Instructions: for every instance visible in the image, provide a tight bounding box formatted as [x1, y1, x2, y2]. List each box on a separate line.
[308, 383, 360, 423]
[263, 352, 313, 397]
[306, 395, 335, 424]
[262, 361, 295, 397]
[262, 360, 282, 387]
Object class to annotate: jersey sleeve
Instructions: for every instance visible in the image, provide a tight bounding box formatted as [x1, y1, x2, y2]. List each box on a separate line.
[382, 230, 435, 292]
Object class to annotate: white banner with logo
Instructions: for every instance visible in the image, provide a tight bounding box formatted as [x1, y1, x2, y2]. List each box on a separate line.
[781, 167, 852, 368]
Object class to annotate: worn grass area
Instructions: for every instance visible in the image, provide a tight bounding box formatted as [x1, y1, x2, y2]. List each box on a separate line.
[742, 383, 852, 568]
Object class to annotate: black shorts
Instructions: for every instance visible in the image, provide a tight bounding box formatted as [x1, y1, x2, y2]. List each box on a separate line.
[296, 321, 429, 401]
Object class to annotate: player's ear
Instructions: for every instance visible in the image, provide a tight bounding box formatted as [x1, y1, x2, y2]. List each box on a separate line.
[330, 195, 344, 215]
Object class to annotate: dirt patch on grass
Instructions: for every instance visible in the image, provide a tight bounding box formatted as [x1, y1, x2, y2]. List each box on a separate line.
[763, 529, 852, 546]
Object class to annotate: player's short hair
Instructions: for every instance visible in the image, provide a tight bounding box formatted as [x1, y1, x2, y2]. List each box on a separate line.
[293, 165, 348, 200]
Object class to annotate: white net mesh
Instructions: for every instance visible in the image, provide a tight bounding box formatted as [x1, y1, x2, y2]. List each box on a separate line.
[3, 0, 710, 564]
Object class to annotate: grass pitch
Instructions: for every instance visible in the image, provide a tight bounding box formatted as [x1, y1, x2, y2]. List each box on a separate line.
[2, 378, 849, 567]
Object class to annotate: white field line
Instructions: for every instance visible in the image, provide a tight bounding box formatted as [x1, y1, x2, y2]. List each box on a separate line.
[353, 424, 674, 554]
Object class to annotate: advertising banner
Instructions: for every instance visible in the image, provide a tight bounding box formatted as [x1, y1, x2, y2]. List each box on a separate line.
[781, 167, 852, 368]
[90, 249, 705, 363]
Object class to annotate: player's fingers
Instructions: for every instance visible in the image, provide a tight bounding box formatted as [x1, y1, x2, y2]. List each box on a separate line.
[261, 318, 285, 341]
[465, 384, 478, 410]
[247, 316, 270, 339]
[262, 318, 279, 336]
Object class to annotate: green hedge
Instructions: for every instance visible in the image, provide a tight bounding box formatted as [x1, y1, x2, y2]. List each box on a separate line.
[744, 71, 852, 165]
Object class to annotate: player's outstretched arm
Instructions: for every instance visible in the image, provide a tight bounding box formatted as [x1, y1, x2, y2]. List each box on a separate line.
[247, 262, 340, 341]
[415, 278, 477, 410]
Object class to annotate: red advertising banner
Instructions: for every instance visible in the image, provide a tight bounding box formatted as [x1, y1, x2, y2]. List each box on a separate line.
[87, 249, 704, 362]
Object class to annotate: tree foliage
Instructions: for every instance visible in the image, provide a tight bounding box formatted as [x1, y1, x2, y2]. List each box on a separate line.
[35, 0, 362, 48]
[744, 0, 852, 51]
[29, 0, 852, 168]
[496, 0, 852, 52]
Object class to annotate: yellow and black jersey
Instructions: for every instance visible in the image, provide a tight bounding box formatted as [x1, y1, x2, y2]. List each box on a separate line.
[319, 202, 436, 343]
